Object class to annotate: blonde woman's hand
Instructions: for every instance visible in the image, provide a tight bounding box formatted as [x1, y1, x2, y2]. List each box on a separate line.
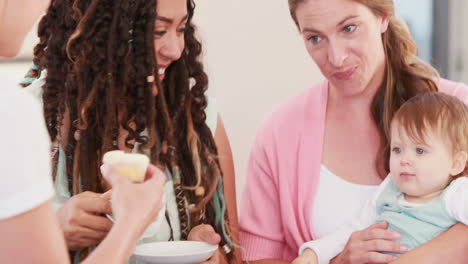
[57, 191, 113, 250]
[188, 224, 222, 264]
[100, 163, 166, 237]
[331, 222, 407, 264]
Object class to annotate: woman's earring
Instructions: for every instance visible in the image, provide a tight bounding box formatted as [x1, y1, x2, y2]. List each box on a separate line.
[147, 75, 158, 96]
[147, 75, 155, 83]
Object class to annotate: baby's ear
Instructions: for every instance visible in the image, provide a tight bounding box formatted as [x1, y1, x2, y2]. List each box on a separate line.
[450, 151, 468, 176]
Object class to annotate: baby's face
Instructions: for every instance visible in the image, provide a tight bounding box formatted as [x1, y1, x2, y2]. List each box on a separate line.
[389, 122, 455, 203]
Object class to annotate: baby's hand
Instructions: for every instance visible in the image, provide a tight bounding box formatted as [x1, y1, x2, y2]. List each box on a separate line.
[291, 249, 319, 264]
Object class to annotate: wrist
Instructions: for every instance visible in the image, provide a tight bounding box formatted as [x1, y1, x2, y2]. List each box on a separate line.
[105, 222, 141, 259]
[84, 221, 140, 263]
[113, 218, 144, 241]
[330, 253, 342, 264]
[303, 248, 319, 262]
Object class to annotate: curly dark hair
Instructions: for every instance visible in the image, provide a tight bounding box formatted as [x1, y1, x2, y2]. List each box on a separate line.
[29, 0, 237, 261]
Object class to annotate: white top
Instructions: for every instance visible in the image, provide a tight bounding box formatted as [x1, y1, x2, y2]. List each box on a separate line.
[301, 176, 468, 264]
[0, 85, 54, 219]
[311, 165, 378, 239]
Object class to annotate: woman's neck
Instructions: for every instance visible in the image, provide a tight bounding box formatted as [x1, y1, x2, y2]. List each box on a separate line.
[327, 89, 375, 122]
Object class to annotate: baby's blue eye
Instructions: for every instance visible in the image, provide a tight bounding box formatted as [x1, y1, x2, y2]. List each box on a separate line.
[392, 147, 402, 154]
[416, 148, 426, 155]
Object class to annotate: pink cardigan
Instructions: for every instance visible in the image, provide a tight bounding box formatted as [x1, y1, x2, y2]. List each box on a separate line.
[239, 79, 468, 261]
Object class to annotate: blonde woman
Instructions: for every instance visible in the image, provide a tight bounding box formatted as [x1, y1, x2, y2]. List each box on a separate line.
[240, 0, 468, 263]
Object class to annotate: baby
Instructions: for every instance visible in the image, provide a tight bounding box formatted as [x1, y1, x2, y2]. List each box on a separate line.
[294, 92, 468, 264]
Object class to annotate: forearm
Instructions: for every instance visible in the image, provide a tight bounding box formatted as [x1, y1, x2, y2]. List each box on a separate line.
[330, 253, 345, 264]
[82, 221, 140, 264]
[0, 201, 70, 264]
[390, 223, 468, 264]
[246, 260, 289, 264]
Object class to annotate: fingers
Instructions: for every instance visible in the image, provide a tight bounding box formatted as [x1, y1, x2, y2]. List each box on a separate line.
[64, 192, 111, 218]
[198, 260, 215, 264]
[372, 221, 389, 229]
[145, 164, 166, 184]
[190, 225, 221, 245]
[298, 249, 318, 264]
[100, 164, 125, 187]
[359, 222, 401, 241]
[100, 190, 112, 200]
[77, 195, 112, 215]
[340, 222, 406, 264]
[291, 258, 309, 264]
[362, 238, 408, 253]
[73, 225, 108, 240]
[64, 224, 108, 250]
[359, 251, 399, 263]
[67, 236, 103, 250]
[361, 228, 401, 241]
[145, 164, 159, 179]
[198, 250, 219, 264]
[80, 214, 113, 232]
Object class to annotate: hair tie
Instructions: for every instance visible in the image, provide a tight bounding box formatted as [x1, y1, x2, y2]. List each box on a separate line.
[19, 63, 42, 87]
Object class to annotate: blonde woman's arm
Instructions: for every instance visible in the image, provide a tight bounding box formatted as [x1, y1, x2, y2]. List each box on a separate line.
[390, 224, 468, 264]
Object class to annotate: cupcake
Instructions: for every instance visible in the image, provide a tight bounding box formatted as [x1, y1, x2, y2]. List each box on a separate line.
[102, 150, 150, 183]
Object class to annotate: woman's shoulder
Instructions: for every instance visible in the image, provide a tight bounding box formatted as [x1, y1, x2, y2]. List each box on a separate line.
[258, 80, 327, 138]
[438, 78, 468, 103]
[0, 84, 43, 123]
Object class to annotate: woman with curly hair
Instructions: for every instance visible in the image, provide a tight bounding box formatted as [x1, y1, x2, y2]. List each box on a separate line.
[23, 0, 239, 263]
[1, 0, 166, 263]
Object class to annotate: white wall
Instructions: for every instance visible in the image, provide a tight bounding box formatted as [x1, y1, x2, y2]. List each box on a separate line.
[463, 1, 468, 83]
[3, 0, 468, 211]
[448, 0, 468, 82]
[193, 0, 323, 207]
[0, 22, 39, 88]
[0, 1, 323, 208]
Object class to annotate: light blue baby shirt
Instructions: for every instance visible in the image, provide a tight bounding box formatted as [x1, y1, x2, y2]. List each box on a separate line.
[375, 180, 457, 251]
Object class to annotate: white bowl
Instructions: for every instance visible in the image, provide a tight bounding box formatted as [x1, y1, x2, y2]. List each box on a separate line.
[133, 241, 218, 264]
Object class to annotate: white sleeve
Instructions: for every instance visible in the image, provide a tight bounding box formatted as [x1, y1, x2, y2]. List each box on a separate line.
[0, 88, 54, 219]
[23, 78, 45, 104]
[444, 177, 468, 225]
[299, 176, 392, 264]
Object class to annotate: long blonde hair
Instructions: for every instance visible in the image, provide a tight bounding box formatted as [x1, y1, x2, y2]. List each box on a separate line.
[288, 0, 440, 177]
